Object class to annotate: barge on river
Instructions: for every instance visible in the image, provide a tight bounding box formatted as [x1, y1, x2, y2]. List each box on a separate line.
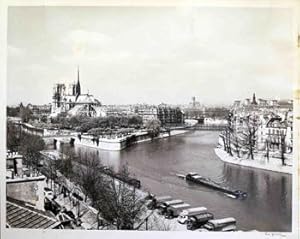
[185, 172, 247, 199]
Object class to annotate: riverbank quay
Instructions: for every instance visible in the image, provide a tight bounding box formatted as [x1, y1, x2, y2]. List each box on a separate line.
[73, 129, 189, 151]
[43, 171, 190, 230]
[39, 152, 173, 230]
[214, 147, 293, 174]
[16, 120, 190, 151]
[49, 186, 192, 230]
[44, 172, 133, 229]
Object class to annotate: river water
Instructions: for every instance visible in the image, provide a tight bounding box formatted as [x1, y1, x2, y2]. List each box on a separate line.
[56, 130, 292, 231]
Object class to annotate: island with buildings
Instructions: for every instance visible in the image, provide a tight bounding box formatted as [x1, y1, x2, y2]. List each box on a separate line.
[216, 94, 293, 174]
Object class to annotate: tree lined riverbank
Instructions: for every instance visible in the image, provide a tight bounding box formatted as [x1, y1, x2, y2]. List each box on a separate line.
[214, 147, 293, 174]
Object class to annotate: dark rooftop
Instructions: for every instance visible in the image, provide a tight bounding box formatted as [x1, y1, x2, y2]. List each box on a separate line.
[6, 201, 61, 229]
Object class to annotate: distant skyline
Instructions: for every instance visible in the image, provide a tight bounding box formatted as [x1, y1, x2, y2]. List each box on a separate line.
[7, 7, 296, 106]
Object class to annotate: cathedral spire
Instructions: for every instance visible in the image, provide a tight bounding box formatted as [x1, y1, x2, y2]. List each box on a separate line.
[76, 65, 81, 97]
[252, 93, 257, 105]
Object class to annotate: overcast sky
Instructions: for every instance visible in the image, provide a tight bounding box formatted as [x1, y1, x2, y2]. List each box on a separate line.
[7, 6, 296, 106]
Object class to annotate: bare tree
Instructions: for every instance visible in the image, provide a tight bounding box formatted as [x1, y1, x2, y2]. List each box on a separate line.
[232, 133, 241, 158]
[240, 115, 259, 160]
[225, 128, 233, 156]
[48, 148, 146, 230]
[219, 132, 227, 151]
[19, 103, 34, 123]
[71, 156, 146, 230]
[19, 133, 45, 176]
[72, 153, 104, 203]
[279, 131, 286, 166]
[7, 122, 21, 152]
[223, 113, 234, 156]
[41, 157, 59, 194]
[265, 138, 270, 162]
[93, 166, 146, 230]
[146, 119, 161, 140]
[56, 150, 75, 181]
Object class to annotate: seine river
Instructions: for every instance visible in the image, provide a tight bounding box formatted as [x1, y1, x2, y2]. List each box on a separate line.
[57, 130, 291, 231]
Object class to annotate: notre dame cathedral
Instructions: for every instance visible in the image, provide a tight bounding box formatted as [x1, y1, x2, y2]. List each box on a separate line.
[51, 67, 101, 117]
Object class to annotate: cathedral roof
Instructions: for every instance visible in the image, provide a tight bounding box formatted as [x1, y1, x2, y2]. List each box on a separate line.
[76, 94, 99, 104]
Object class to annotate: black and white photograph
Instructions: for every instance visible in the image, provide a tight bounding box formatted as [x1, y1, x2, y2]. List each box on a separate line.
[2, 1, 299, 237]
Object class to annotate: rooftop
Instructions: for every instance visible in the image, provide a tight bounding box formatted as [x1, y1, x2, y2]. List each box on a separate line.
[6, 200, 61, 229]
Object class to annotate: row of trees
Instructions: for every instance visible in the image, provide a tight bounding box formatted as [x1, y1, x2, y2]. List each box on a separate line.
[221, 114, 263, 161]
[7, 122, 45, 173]
[51, 114, 144, 132]
[7, 103, 36, 123]
[222, 113, 287, 165]
[52, 114, 164, 142]
[44, 151, 146, 230]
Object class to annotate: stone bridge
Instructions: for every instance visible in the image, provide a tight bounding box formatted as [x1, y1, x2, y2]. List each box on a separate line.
[42, 135, 77, 147]
[168, 124, 227, 131]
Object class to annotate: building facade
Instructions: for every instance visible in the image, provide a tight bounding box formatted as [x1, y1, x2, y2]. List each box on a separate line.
[134, 105, 158, 123]
[6, 151, 47, 211]
[229, 93, 293, 155]
[157, 104, 184, 126]
[132, 104, 184, 125]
